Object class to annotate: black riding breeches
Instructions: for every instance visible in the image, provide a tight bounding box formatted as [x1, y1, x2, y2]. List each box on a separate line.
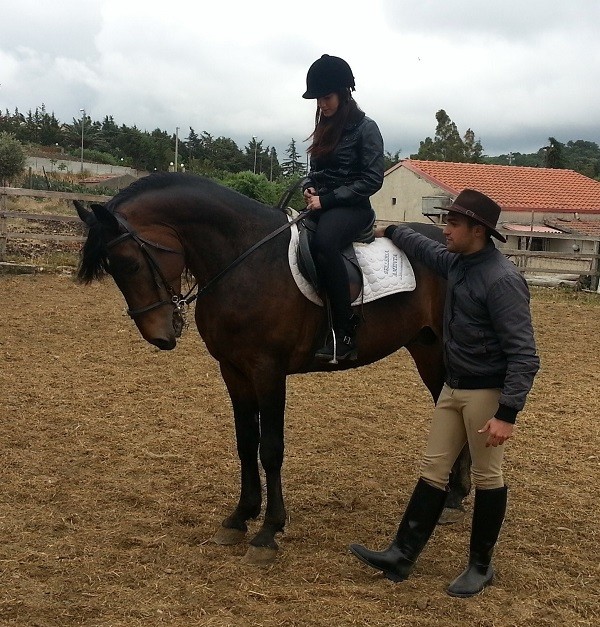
[308, 206, 374, 329]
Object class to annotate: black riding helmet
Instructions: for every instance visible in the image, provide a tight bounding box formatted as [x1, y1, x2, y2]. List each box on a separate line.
[302, 54, 355, 99]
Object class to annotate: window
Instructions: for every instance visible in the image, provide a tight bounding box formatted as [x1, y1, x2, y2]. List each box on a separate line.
[518, 236, 548, 251]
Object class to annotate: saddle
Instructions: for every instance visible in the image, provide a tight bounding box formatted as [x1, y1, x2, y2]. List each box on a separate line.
[297, 213, 376, 303]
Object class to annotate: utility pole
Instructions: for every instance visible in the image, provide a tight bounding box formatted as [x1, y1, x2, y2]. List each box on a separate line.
[79, 108, 85, 173]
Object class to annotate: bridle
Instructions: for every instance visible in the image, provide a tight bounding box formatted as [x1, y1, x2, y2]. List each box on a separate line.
[105, 208, 308, 325]
[106, 214, 194, 322]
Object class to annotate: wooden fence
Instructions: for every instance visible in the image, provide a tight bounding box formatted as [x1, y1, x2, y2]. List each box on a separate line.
[503, 249, 600, 290]
[0, 188, 111, 262]
[2, 188, 600, 291]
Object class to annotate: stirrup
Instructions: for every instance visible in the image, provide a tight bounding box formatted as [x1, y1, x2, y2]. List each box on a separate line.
[315, 331, 357, 364]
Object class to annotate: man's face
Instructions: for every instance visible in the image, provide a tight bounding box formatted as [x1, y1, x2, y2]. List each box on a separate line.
[443, 212, 485, 254]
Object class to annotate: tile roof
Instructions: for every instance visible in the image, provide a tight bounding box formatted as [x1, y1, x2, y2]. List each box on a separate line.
[544, 218, 600, 237]
[397, 159, 600, 214]
[502, 224, 563, 233]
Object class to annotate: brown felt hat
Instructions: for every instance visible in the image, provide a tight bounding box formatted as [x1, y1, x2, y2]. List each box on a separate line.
[441, 188, 506, 242]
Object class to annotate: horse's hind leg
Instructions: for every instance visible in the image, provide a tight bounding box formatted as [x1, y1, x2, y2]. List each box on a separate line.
[213, 364, 262, 546]
[440, 444, 471, 524]
[406, 335, 470, 522]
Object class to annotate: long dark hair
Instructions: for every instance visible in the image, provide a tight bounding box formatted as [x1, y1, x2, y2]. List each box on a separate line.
[307, 89, 364, 159]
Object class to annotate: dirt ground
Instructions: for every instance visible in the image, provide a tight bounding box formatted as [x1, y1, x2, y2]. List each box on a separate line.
[0, 272, 598, 627]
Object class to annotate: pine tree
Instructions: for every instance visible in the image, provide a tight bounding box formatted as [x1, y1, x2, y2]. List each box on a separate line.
[281, 139, 306, 178]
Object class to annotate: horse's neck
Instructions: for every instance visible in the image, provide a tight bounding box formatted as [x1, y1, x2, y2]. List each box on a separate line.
[173, 203, 286, 278]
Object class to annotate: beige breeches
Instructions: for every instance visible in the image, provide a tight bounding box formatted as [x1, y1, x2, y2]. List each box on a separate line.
[420, 384, 506, 490]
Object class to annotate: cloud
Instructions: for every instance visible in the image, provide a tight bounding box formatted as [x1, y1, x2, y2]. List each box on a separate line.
[382, 0, 600, 41]
[1, 0, 599, 160]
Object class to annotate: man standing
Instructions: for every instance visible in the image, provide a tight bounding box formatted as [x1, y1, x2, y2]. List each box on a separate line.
[350, 189, 540, 597]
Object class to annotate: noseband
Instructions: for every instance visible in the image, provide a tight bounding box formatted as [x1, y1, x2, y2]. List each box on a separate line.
[106, 214, 192, 322]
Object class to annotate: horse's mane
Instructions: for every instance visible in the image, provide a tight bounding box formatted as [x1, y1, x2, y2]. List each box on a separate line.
[106, 172, 223, 211]
[76, 216, 110, 284]
[77, 173, 288, 284]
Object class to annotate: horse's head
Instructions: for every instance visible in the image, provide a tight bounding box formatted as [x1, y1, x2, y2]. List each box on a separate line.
[75, 200, 186, 350]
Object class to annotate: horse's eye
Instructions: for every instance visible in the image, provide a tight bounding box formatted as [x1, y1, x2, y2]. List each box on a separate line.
[108, 256, 141, 276]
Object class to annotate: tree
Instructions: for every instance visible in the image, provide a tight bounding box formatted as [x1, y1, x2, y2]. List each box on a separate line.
[433, 109, 464, 161]
[564, 140, 600, 179]
[483, 140, 600, 177]
[384, 149, 402, 171]
[246, 137, 264, 174]
[0, 132, 26, 186]
[267, 146, 282, 181]
[543, 137, 565, 169]
[281, 139, 306, 178]
[463, 128, 483, 163]
[184, 127, 202, 167]
[221, 171, 280, 204]
[411, 109, 484, 163]
[62, 113, 101, 154]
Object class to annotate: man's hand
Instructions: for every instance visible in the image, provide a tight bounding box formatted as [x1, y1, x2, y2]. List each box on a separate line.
[478, 418, 514, 447]
[374, 224, 387, 237]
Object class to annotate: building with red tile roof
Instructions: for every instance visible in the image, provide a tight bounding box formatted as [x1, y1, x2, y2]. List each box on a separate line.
[371, 159, 600, 288]
[544, 218, 600, 238]
[373, 159, 600, 224]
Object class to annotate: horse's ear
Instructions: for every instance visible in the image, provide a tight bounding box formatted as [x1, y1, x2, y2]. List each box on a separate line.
[74, 200, 94, 226]
[91, 203, 119, 230]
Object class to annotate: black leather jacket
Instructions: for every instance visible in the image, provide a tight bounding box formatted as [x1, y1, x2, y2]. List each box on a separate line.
[387, 226, 540, 424]
[301, 114, 384, 210]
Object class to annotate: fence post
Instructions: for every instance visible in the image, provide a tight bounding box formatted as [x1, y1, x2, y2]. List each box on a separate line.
[593, 241, 600, 292]
[0, 213, 6, 262]
[0, 188, 6, 261]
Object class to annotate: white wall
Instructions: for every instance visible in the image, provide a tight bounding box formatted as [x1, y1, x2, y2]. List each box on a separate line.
[371, 166, 450, 223]
[25, 156, 138, 177]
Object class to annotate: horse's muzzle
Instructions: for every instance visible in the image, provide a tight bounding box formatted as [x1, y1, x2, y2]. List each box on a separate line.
[150, 337, 177, 350]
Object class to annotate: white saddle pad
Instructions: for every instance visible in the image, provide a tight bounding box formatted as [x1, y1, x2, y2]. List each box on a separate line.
[288, 221, 416, 306]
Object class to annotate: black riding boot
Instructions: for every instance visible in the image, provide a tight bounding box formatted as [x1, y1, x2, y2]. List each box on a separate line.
[447, 485, 508, 598]
[315, 313, 360, 362]
[349, 478, 448, 582]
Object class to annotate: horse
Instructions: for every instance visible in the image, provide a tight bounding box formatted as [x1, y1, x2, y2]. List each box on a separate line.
[74, 172, 470, 565]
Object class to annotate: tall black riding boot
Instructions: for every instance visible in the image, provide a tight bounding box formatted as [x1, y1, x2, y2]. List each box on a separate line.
[447, 485, 508, 598]
[349, 478, 448, 582]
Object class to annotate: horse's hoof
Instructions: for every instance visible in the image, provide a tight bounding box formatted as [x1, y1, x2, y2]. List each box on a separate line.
[212, 527, 247, 545]
[438, 506, 466, 525]
[241, 545, 278, 566]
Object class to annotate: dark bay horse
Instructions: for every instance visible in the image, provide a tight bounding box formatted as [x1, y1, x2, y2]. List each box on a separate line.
[75, 172, 469, 564]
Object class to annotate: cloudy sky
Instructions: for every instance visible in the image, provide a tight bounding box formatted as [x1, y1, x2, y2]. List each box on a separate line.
[1, 0, 599, 161]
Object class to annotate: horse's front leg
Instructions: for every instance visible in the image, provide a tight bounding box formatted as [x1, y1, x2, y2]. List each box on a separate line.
[213, 364, 262, 546]
[243, 371, 287, 565]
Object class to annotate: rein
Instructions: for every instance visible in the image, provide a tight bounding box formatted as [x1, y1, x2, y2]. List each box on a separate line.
[186, 209, 308, 305]
[106, 208, 308, 319]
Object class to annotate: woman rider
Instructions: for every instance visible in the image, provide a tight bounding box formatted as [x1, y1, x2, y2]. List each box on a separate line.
[301, 54, 385, 361]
